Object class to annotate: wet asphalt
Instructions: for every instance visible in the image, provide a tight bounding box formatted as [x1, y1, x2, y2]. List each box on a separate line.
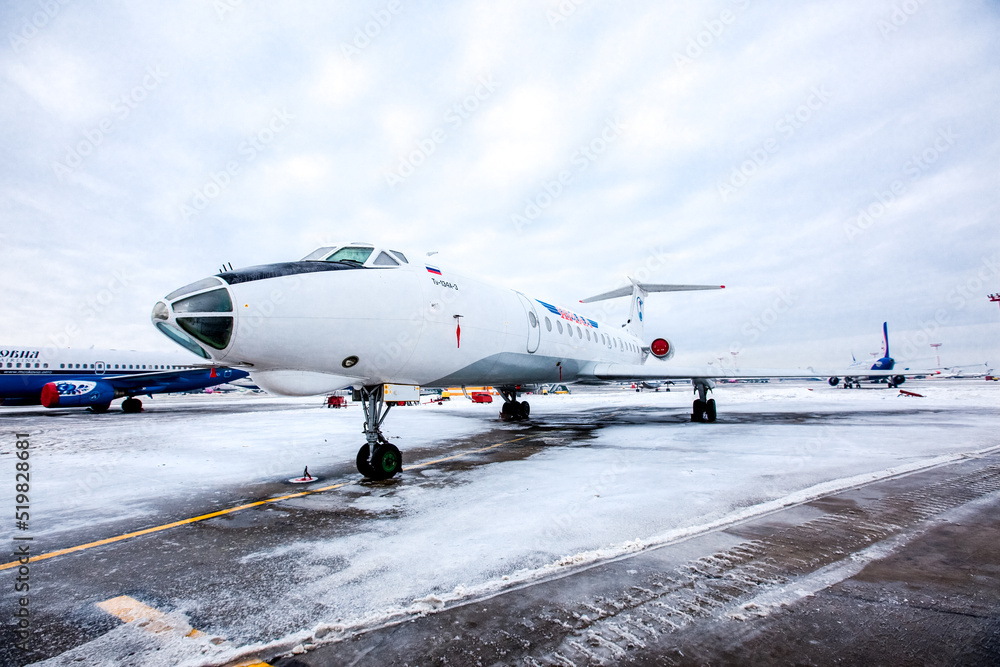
[1, 389, 998, 666]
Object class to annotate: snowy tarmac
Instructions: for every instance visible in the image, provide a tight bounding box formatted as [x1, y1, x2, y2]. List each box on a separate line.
[1, 380, 999, 666]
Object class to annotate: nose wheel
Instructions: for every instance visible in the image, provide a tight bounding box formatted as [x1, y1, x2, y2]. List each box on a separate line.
[356, 442, 402, 480]
[355, 385, 402, 480]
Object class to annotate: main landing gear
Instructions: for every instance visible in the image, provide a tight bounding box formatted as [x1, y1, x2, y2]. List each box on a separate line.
[121, 397, 143, 413]
[497, 386, 530, 421]
[691, 379, 717, 423]
[355, 385, 402, 480]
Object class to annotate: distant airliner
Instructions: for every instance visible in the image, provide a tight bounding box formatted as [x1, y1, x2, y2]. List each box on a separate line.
[828, 322, 907, 388]
[152, 243, 909, 479]
[0, 346, 248, 412]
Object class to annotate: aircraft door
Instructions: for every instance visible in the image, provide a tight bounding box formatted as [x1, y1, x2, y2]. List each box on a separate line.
[95, 361, 106, 376]
[515, 293, 540, 353]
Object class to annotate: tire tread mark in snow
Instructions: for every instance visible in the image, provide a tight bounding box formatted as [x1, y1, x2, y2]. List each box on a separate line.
[529, 464, 1000, 666]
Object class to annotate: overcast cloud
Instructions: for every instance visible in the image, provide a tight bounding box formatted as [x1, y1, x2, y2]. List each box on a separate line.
[1, 0, 998, 369]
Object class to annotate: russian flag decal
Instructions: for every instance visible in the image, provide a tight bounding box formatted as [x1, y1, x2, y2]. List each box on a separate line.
[426, 266, 442, 275]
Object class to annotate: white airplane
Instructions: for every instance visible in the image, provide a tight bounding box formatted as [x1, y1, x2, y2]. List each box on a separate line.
[152, 242, 908, 479]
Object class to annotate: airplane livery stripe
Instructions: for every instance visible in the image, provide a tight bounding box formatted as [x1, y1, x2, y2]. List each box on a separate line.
[535, 299, 599, 328]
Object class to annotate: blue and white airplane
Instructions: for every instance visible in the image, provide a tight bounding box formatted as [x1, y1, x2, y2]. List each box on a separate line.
[0, 346, 248, 412]
[152, 242, 911, 479]
[828, 322, 907, 388]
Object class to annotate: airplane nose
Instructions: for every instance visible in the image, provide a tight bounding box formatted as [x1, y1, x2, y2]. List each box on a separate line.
[152, 301, 169, 321]
[151, 277, 235, 359]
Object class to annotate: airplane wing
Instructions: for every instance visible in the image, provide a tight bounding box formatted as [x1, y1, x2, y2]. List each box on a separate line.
[583, 363, 904, 382]
[100, 367, 239, 387]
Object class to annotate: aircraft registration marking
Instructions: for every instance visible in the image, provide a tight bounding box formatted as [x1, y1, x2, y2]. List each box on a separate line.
[0, 436, 529, 571]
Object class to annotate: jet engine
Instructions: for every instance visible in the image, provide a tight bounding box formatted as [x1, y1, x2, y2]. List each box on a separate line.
[892, 374, 906, 386]
[828, 376, 840, 386]
[649, 337, 675, 360]
[40, 380, 117, 408]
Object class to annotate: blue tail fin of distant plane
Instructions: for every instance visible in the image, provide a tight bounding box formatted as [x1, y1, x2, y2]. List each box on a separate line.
[870, 322, 894, 370]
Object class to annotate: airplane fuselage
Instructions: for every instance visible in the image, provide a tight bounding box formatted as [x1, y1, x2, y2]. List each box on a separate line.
[165, 260, 649, 396]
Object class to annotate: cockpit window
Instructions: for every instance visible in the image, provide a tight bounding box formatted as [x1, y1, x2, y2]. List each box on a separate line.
[301, 247, 336, 261]
[390, 250, 408, 263]
[372, 251, 399, 266]
[165, 277, 224, 301]
[173, 288, 233, 313]
[326, 247, 374, 264]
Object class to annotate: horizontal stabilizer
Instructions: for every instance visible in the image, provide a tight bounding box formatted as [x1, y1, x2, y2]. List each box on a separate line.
[580, 283, 724, 303]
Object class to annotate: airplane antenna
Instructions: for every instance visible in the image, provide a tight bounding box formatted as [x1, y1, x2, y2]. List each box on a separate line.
[228, 262, 233, 271]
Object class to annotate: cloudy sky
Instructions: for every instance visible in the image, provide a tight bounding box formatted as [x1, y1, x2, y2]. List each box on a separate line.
[2, 0, 998, 369]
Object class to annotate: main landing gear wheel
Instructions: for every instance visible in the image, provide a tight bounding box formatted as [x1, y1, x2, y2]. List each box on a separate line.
[705, 398, 717, 423]
[355, 385, 403, 480]
[498, 387, 530, 421]
[691, 380, 717, 423]
[122, 397, 142, 413]
[88, 403, 111, 414]
[692, 399, 706, 423]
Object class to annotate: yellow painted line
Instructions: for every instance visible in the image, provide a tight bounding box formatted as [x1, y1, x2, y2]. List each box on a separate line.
[0, 436, 528, 571]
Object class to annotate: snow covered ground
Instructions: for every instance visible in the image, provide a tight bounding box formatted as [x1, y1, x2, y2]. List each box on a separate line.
[3, 380, 998, 666]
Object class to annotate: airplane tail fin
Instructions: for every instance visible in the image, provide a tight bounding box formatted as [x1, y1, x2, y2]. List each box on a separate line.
[882, 321, 890, 358]
[580, 279, 724, 340]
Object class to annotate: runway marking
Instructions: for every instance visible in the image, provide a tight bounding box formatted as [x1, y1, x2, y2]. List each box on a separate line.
[0, 436, 529, 572]
[97, 595, 205, 638]
[96, 595, 272, 666]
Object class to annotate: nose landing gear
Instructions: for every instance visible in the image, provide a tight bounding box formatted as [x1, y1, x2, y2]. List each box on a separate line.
[355, 385, 402, 480]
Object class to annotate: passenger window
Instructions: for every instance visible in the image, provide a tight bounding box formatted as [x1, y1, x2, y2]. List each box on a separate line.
[586, 329, 591, 341]
[372, 251, 399, 266]
[545, 317, 552, 332]
[557, 320, 563, 334]
[15, 363, 20, 368]
[529, 311, 537, 328]
[43, 363, 48, 368]
[577, 326, 582, 338]
[60, 364, 65, 369]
